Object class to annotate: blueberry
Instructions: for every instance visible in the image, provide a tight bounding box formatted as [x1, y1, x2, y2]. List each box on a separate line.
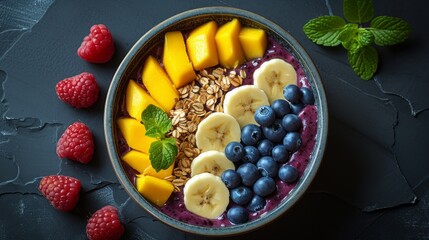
[253, 177, 276, 197]
[224, 141, 245, 163]
[247, 195, 266, 212]
[281, 114, 302, 132]
[242, 145, 260, 164]
[271, 144, 290, 163]
[230, 186, 253, 205]
[256, 156, 279, 178]
[271, 99, 291, 118]
[261, 119, 287, 143]
[241, 124, 263, 146]
[301, 87, 315, 105]
[237, 163, 260, 187]
[227, 206, 249, 224]
[257, 139, 274, 156]
[221, 169, 242, 189]
[290, 103, 304, 115]
[283, 132, 302, 152]
[278, 164, 299, 183]
[254, 105, 276, 127]
[283, 84, 302, 104]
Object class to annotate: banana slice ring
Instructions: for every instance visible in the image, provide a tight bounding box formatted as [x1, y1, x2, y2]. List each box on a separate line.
[223, 85, 269, 128]
[254, 58, 297, 104]
[183, 172, 230, 219]
[195, 112, 241, 152]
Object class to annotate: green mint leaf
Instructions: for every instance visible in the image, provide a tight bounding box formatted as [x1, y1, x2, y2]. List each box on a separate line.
[163, 137, 176, 146]
[144, 127, 165, 139]
[369, 16, 411, 46]
[303, 16, 346, 46]
[338, 23, 359, 43]
[343, 0, 374, 23]
[141, 104, 172, 139]
[149, 139, 177, 172]
[348, 45, 378, 80]
[339, 24, 374, 53]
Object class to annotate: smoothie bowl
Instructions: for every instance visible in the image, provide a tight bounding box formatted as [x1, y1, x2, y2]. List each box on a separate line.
[104, 7, 328, 236]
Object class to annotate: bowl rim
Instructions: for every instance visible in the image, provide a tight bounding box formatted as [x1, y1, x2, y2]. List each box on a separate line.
[104, 6, 328, 236]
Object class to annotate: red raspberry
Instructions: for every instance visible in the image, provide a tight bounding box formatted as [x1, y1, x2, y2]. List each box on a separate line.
[55, 72, 99, 108]
[56, 121, 94, 164]
[86, 205, 125, 240]
[38, 175, 81, 211]
[77, 24, 115, 63]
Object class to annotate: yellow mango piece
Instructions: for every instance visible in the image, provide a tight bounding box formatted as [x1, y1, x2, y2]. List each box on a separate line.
[122, 149, 174, 178]
[121, 150, 151, 174]
[136, 175, 174, 206]
[163, 31, 197, 88]
[215, 18, 245, 69]
[141, 56, 179, 112]
[117, 117, 156, 154]
[141, 162, 174, 179]
[125, 80, 164, 121]
[239, 27, 267, 60]
[186, 21, 219, 70]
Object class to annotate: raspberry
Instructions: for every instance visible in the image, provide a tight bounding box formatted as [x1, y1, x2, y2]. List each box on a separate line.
[56, 121, 94, 164]
[38, 175, 81, 212]
[55, 72, 99, 108]
[86, 205, 125, 240]
[77, 24, 115, 63]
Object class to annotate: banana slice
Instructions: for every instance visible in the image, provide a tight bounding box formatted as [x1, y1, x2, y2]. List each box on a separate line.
[253, 58, 297, 104]
[191, 150, 235, 177]
[195, 112, 241, 152]
[183, 172, 230, 219]
[223, 85, 269, 127]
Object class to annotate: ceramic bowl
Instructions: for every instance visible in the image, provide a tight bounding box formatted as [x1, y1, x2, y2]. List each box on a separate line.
[104, 6, 328, 236]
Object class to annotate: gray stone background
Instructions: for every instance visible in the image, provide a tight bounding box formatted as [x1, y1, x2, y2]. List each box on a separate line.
[0, 0, 428, 239]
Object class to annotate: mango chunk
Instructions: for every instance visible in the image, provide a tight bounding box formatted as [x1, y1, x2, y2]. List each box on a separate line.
[186, 21, 219, 70]
[215, 18, 245, 69]
[125, 79, 163, 121]
[122, 149, 174, 178]
[163, 31, 197, 88]
[117, 117, 156, 154]
[141, 56, 179, 112]
[239, 27, 267, 59]
[136, 175, 174, 206]
[121, 150, 151, 174]
[141, 162, 174, 179]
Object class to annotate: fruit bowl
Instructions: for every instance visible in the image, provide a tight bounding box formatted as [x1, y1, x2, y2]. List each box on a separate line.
[104, 6, 328, 236]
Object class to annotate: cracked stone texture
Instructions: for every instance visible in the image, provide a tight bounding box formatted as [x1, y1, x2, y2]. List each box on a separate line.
[1, 0, 428, 239]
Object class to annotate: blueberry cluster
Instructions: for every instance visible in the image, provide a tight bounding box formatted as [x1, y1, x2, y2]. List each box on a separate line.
[222, 84, 314, 224]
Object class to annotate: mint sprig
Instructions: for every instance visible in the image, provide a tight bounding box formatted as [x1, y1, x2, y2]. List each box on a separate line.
[148, 139, 178, 171]
[303, 0, 411, 80]
[141, 104, 177, 172]
[141, 104, 172, 138]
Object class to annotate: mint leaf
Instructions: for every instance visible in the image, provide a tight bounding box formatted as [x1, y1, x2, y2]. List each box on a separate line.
[141, 104, 172, 139]
[141, 105, 177, 172]
[343, 0, 374, 23]
[339, 24, 374, 53]
[369, 16, 411, 46]
[163, 137, 176, 146]
[303, 16, 346, 46]
[338, 23, 359, 43]
[303, 0, 410, 80]
[348, 45, 378, 80]
[149, 139, 177, 172]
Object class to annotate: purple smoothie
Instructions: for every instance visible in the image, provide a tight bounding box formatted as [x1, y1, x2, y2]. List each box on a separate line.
[118, 37, 318, 227]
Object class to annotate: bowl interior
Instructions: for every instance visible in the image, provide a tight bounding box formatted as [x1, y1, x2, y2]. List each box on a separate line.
[104, 6, 328, 236]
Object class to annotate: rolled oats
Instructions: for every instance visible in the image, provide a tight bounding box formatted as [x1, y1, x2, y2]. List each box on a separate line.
[230, 76, 243, 87]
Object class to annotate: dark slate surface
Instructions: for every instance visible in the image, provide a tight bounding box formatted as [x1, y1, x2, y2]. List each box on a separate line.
[1, 0, 428, 239]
